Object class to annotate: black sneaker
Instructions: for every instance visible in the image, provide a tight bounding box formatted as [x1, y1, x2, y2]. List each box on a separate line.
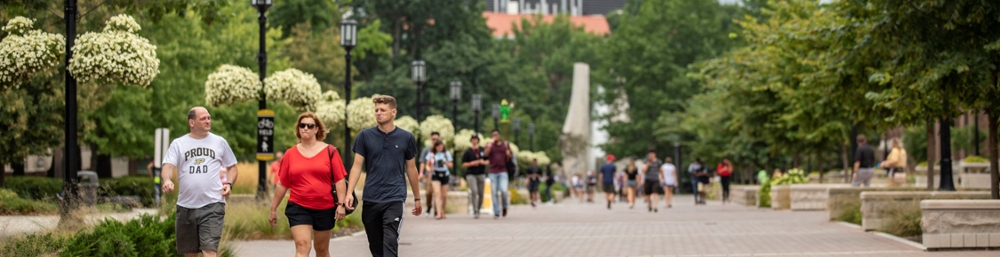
[494, 214, 500, 219]
[607, 202, 611, 209]
[502, 208, 507, 217]
[648, 207, 652, 212]
[654, 208, 658, 213]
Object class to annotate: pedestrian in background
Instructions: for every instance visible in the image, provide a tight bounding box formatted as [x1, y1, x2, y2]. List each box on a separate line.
[623, 159, 639, 209]
[852, 135, 876, 187]
[717, 158, 733, 204]
[660, 157, 677, 208]
[880, 138, 908, 187]
[425, 140, 453, 220]
[461, 133, 487, 219]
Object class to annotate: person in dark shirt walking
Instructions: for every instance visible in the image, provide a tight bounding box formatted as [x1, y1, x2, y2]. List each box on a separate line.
[485, 129, 513, 219]
[344, 95, 421, 257]
[461, 133, 487, 219]
[525, 159, 542, 207]
[598, 155, 618, 210]
[852, 135, 877, 187]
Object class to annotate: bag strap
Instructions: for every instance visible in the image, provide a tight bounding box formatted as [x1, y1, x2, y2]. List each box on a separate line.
[327, 145, 337, 204]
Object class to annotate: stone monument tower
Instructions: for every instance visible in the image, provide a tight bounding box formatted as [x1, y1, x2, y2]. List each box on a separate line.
[559, 63, 591, 176]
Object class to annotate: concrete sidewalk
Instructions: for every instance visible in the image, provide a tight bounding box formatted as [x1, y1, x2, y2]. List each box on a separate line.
[233, 195, 996, 257]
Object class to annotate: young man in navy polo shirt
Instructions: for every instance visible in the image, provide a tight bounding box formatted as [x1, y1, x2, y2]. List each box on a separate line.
[344, 95, 421, 257]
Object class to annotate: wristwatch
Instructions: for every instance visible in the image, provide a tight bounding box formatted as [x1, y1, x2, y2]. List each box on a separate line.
[225, 182, 233, 188]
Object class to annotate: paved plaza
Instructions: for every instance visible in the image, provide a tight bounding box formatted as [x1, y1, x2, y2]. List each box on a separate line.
[233, 195, 996, 257]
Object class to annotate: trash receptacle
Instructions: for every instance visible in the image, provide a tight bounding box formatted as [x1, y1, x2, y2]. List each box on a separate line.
[77, 171, 99, 207]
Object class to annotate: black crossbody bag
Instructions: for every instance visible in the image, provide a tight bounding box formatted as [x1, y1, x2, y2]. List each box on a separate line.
[327, 145, 358, 215]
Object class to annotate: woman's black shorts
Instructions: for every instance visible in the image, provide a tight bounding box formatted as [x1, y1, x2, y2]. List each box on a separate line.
[285, 201, 336, 231]
[431, 171, 450, 184]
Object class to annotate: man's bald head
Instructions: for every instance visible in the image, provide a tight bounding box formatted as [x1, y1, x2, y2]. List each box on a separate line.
[188, 107, 212, 134]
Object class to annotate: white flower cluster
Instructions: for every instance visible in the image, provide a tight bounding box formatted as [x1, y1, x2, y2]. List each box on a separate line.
[516, 150, 551, 166]
[347, 95, 378, 132]
[452, 129, 485, 152]
[103, 14, 141, 33]
[315, 91, 346, 127]
[419, 115, 455, 147]
[68, 15, 159, 87]
[395, 116, 419, 135]
[264, 68, 322, 112]
[0, 16, 65, 88]
[205, 64, 261, 107]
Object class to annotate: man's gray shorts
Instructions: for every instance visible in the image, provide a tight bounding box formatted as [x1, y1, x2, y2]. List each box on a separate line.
[852, 168, 875, 187]
[176, 202, 225, 253]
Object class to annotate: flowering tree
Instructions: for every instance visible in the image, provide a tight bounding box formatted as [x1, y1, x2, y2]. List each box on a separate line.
[265, 68, 322, 112]
[68, 14, 159, 87]
[0, 17, 65, 89]
[516, 151, 551, 167]
[315, 91, 346, 128]
[347, 95, 378, 132]
[395, 116, 419, 135]
[205, 64, 261, 107]
[452, 129, 484, 152]
[419, 115, 454, 147]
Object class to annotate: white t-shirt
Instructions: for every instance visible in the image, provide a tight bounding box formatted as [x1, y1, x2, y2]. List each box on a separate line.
[162, 133, 238, 209]
[661, 163, 677, 185]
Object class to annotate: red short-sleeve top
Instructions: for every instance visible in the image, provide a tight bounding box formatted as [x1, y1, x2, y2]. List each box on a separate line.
[278, 145, 347, 210]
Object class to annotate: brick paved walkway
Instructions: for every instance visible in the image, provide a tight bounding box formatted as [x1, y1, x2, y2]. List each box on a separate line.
[233, 195, 996, 256]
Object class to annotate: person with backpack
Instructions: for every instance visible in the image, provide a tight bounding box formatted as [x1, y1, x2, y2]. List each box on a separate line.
[485, 129, 513, 219]
[269, 112, 348, 257]
[689, 158, 710, 205]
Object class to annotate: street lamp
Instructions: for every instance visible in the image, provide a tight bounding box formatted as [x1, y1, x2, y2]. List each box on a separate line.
[412, 61, 426, 121]
[63, 0, 81, 210]
[472, 94, 482, 133]
[253, 0, 273, 199]
[492, 104, 500, 131]
[513, 118, 520, 146]
[340, 19, 357, 168]
[450, 81, 461, 132]
[527, 123, 535, 151]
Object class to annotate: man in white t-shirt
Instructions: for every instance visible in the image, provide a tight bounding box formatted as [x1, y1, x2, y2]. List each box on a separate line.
[161, 107, 238, 257]
[660, 157, 677, 208]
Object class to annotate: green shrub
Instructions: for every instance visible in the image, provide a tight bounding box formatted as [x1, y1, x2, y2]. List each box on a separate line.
[758, 183, 771, 208]
[0, 188, 18, 201]
[964, 155, 988, 163]
[6, 176, 62, 200]
[833, 197, 862, 225]
[61, 213, 177, 257]
[877, 201, 923, 237]
[99, 175, 155, 207]
[509, 188, 528, 205]
[0, 232, 71, 256]
[0, 197, 58, 215]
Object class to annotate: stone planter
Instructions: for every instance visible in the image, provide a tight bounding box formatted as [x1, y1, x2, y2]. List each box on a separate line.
[826, 187, 927, 221]
[730, 185, 759, 207]
[770, 185, 790, 210]
[860, 191, 991, 231]
[789, 184, 850, 211]
[921, 200, 1000, 250]
[406, 190, 470, 214]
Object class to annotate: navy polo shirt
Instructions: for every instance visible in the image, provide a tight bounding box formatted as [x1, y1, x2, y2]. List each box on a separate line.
[353, 126, 418, 203]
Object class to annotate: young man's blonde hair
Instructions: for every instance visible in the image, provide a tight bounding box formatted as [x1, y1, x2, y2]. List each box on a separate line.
[372, 95, 397, 109]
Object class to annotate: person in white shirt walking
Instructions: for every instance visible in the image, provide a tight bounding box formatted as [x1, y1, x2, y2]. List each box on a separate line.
[161, 107, 238, 257]
[660, 157, 677, 208]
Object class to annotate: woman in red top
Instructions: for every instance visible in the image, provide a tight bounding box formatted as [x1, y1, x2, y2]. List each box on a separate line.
[717, 158, 733, 204]
[268, 112, 347, 257]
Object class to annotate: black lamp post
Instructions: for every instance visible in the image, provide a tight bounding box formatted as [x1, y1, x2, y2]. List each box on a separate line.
[340, 19, 357, 166]
[62, 0, 80, 209]
[253, 0, 273, 199]
[412, 61, 426, 121]
[527, 123, 535, 151]
[472, 94, 481, 133]
[450, 81, 461, 132]
[940, 118, 956, 191]
[513, 118, 520, 146]
[492, 104, 500, 131]
[974, 111, 980, 156]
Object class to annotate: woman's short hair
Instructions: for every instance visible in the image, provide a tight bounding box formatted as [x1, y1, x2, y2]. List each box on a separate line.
[295, 112, 328, 141]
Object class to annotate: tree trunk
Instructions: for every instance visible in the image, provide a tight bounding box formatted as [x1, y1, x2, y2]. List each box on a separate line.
[12, 162, 24, 176]
[95, 154, 112, 178]
[52, 147, 63, 179]
[128, 158, 138, 176]
[841, 144, 850, 183]
[391, 19, 401, 57]
[793, 153, 801, 168]
[818, 153, 827, 184]
[927, 118, 936, 190]
[988, 111, 999, 199]
[0, 162, 5, 188]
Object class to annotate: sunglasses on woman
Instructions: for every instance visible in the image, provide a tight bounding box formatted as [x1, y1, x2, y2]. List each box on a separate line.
[298, 123, 316, 129]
